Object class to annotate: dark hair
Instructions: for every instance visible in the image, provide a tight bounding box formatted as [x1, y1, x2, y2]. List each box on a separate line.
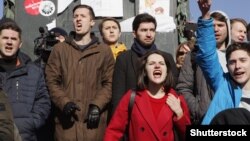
[132, 13, 157, 32]
[211, 12, 227, 23]
[230, 18, 247, 29]
[211, 12, 230, 46]
[137, 50, 174, 92]
[73, 4, 95, 20]
[98, 17, 121, 36]
[247, 23, 250, 41]
[226, 42, 250, 62]
[0, 20, 22, 39]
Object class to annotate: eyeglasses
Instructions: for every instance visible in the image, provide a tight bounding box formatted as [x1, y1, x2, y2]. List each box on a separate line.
[177, 51, 187, 56]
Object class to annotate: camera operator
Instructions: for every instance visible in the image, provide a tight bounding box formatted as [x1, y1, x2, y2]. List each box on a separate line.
[50, 27, 68, 42]
[35, 27, 68, 141]
[34, 27, 68, 70]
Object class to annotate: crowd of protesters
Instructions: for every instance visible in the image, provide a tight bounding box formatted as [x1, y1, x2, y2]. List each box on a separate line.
[1, 0, 250, 141]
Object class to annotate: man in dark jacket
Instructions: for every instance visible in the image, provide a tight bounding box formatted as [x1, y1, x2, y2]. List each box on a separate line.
[111, 13, 178, 117]
[0, 18, 51, 141]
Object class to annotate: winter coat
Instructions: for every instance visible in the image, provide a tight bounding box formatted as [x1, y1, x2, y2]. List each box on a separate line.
[45, 37, 115, 141]
[176, 51, 214, 124]
[0, 52, 51, 141]
[0, 90, 22, 141]
[195, 17, 242, 125]
[176, 11, 231, 124]
[104, 89, 190, 141]
[111, 49, 178, 116]
[0, 89, 15, 141]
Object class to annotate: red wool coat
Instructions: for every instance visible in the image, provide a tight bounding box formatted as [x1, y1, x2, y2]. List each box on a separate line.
[104, 88, 191, 141]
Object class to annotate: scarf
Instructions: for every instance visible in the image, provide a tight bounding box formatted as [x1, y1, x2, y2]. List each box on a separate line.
[131, 39, 157, 57]
[0, 58, 17, 72]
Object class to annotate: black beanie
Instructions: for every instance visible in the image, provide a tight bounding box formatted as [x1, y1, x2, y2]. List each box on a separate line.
[49, 27, 68, 37]
[210, 108, 250, 125]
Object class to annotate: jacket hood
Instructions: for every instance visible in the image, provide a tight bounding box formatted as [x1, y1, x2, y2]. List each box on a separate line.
[211, 10, 231, 48]
[65, 32, 100, 51]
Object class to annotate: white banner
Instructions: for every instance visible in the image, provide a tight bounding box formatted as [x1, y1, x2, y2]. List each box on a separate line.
[57, 0, 74, 14]
[81, 0, 123, 17]
[139, 0, 170, 17]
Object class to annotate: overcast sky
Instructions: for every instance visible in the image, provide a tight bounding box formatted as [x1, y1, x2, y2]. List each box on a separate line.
[189, 0, 250, 23]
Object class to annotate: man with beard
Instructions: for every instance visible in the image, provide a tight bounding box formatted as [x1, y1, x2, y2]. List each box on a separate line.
[111, 13, 177, 118]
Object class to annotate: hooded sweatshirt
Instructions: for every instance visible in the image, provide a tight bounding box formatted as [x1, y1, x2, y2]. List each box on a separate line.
[211, 10, 231, 73]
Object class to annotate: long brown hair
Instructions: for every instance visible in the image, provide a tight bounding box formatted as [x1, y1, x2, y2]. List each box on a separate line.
[137, 50, 174, 92]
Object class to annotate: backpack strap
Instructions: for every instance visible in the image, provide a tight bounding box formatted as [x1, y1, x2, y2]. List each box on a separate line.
[125, 90, 136, 139]
[128, 90, 136, 119]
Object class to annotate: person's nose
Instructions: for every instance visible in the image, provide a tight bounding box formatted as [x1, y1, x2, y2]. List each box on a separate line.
[7, 38, 13, 45]
[110, 29, 114, 33]
[235, 61, 241, 69]
[146, 30, 152, 37]
[214, 25, 219, 32]
[154, 63, 160, 68]
[76, 16, 81, 22]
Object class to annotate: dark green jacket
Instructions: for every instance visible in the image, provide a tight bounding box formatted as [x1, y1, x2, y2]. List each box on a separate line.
[0, 90, 14, 141]
[0, 90, 22, 141]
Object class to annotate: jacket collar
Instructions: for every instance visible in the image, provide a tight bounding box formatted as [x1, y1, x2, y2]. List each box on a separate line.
[136, 89, 175, 140]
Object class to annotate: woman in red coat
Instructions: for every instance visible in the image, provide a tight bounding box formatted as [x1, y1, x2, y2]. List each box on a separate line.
[104, 50, 191, 141]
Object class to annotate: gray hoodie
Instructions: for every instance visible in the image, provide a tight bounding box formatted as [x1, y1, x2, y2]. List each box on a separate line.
[211, 10, 231, 73]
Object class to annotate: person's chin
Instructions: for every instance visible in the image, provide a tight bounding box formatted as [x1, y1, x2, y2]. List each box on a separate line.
[234, 77, 247, 85]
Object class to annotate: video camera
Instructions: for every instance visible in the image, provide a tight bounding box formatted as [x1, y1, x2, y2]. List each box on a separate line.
[34, 27, 59, 63]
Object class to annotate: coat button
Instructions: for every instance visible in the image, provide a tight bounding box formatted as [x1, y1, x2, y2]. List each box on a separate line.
[163, 131, 167, 136]
[140, 127, 145, 132]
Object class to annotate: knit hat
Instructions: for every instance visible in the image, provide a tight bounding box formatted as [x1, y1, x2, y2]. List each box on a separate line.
[49, 27, 68, 37]
[210, 108, 250, 125]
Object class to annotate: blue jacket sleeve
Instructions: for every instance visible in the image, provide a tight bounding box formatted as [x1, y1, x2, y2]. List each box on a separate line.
[196, 17, 224, 91]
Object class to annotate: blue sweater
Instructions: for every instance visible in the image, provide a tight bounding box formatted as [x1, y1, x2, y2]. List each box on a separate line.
[196, 18, 242, 124]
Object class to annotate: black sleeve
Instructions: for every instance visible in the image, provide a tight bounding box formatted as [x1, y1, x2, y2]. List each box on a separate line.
[110, 54, 127, 118]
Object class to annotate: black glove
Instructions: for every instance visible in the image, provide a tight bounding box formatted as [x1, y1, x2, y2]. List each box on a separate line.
[63, 102, 81, 116]
[87, 104, 100, 129]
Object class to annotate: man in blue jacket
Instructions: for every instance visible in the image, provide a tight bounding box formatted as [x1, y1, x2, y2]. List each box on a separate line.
[0, 18, 51, 140]
[196, 0, 250, 124]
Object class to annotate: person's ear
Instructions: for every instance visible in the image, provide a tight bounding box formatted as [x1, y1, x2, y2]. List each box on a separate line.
[118, 31, 121, 38]
[90, 20, 95, 27]
[19, 41, 22, 49]
[133, 30, 136, 38]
